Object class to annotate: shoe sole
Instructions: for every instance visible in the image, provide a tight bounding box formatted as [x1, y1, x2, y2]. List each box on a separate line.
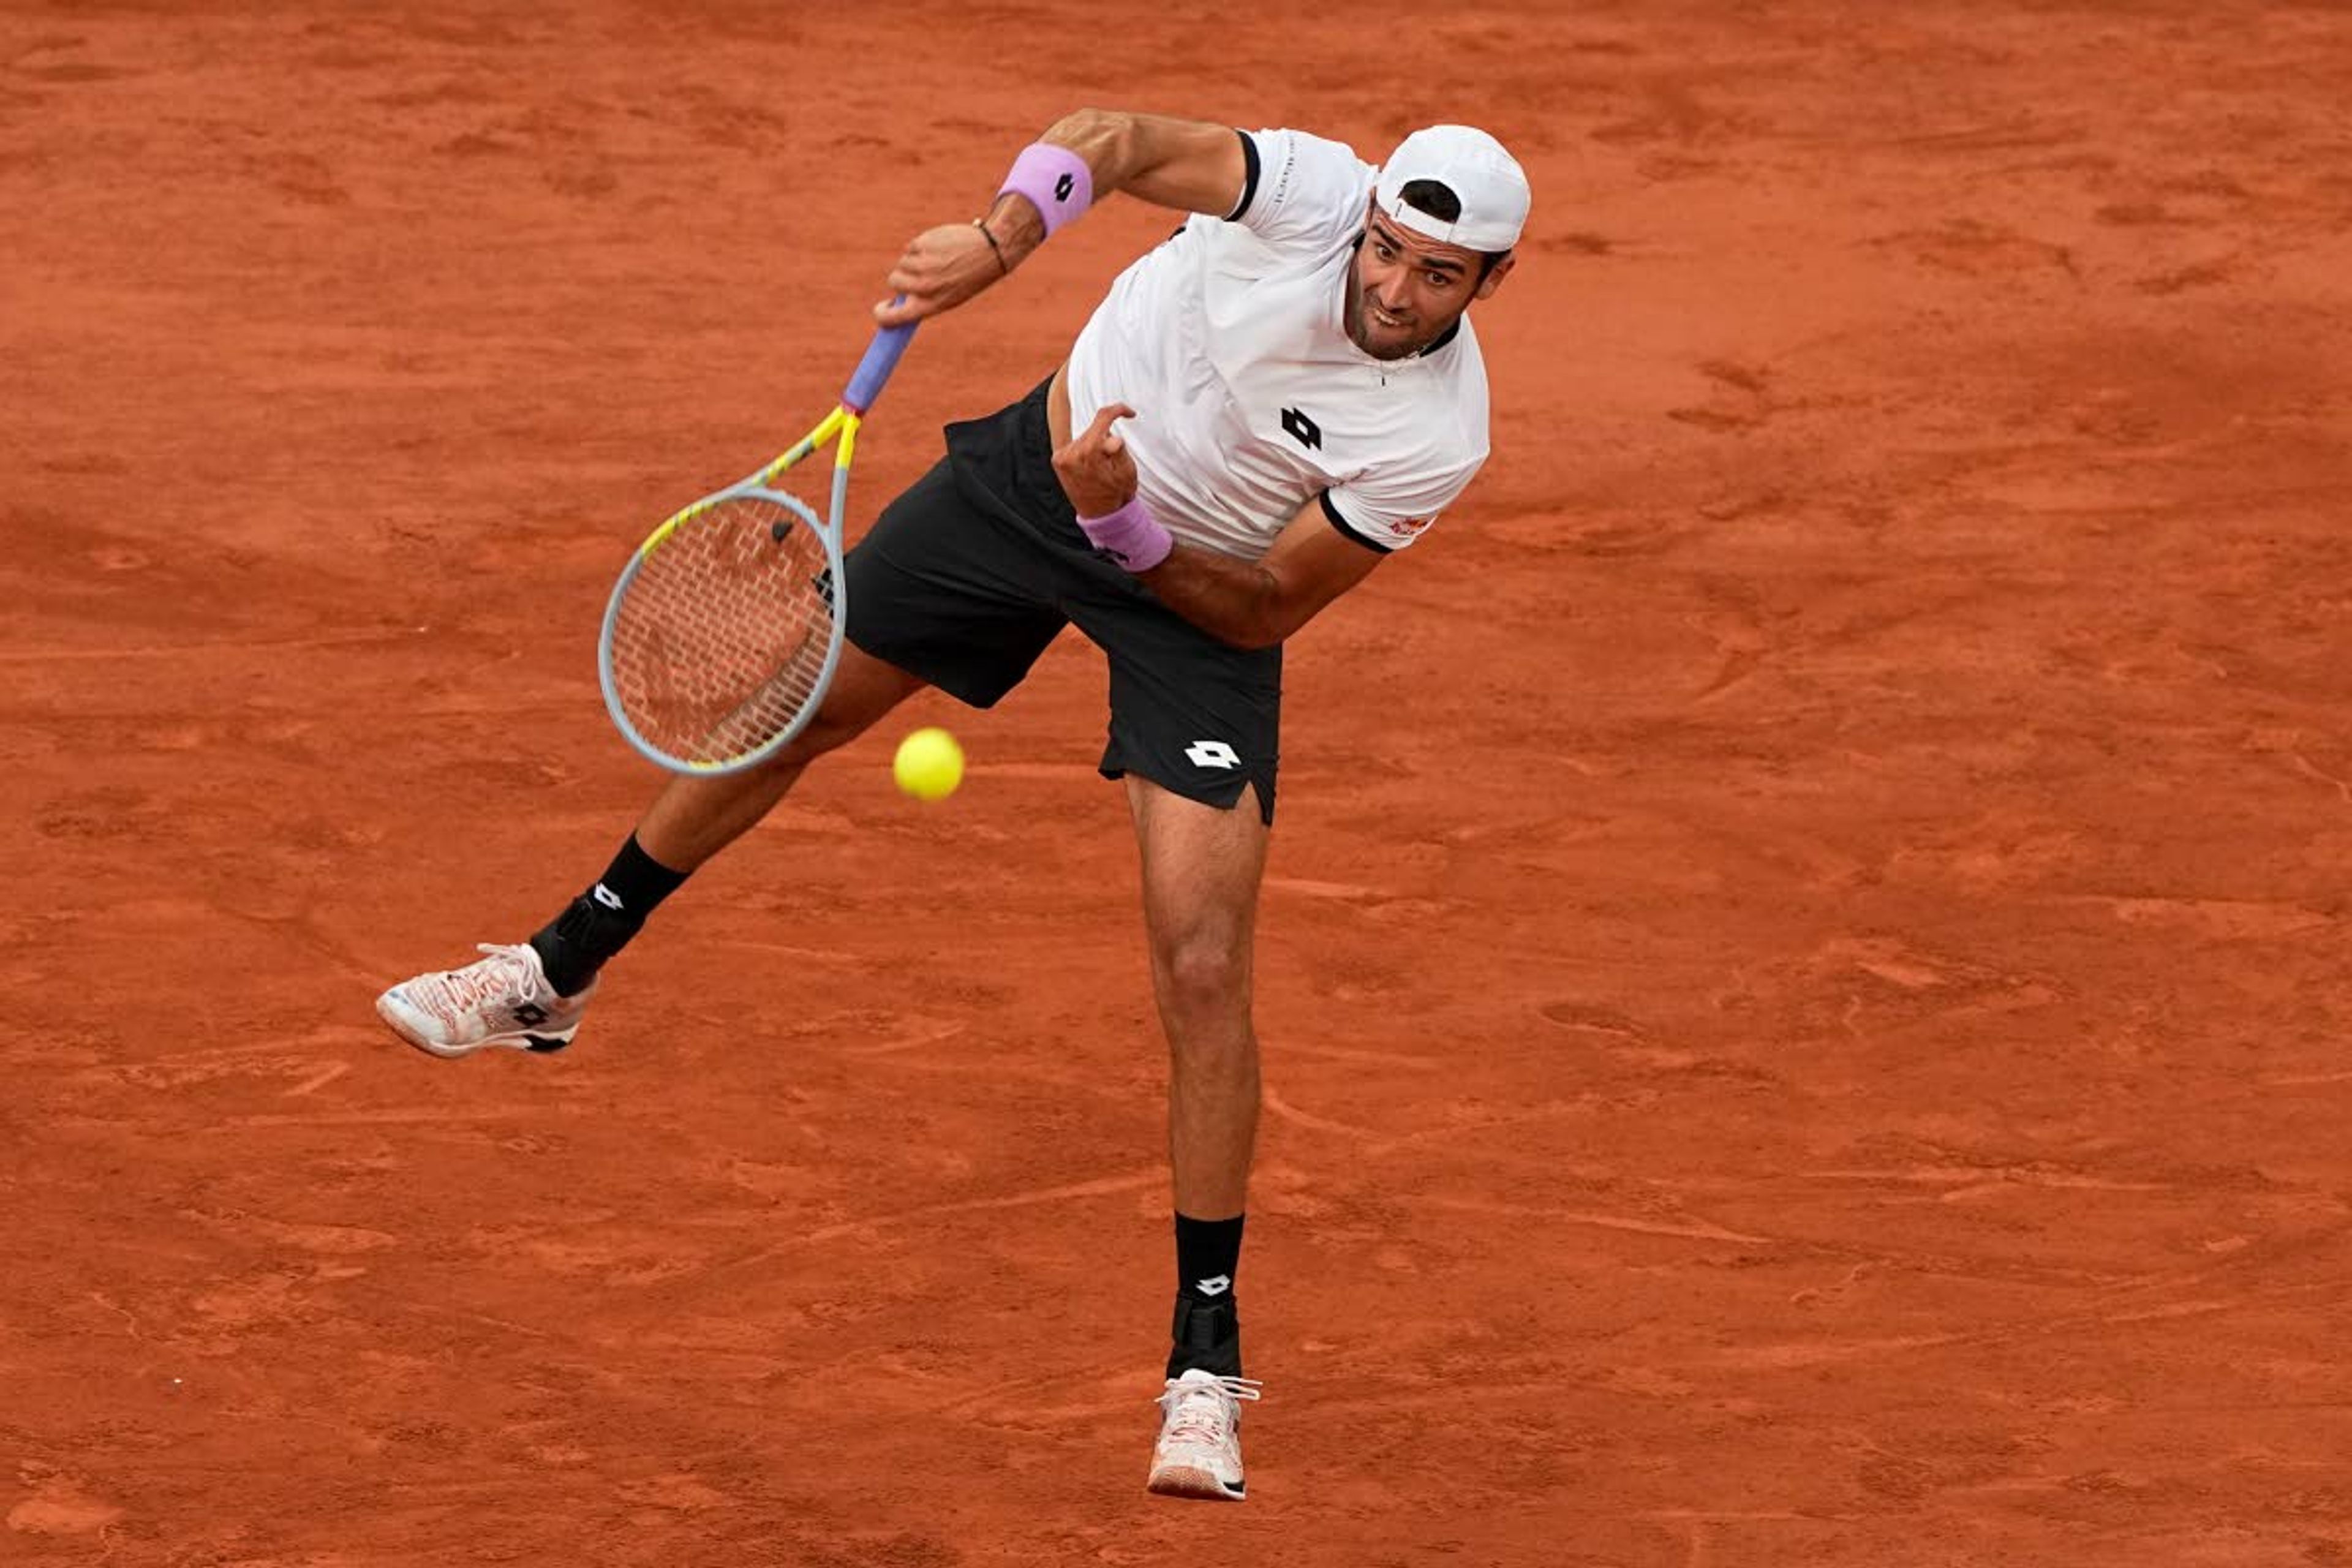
[375, 995, 574, 1059]
[1147, 1464, 1245, 1501]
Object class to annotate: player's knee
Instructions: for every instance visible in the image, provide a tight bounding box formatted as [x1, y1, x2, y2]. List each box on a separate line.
[1153, 927, 1251, 1017]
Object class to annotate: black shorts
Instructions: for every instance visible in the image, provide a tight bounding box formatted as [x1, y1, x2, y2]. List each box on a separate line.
[843, 378, 1281, 824]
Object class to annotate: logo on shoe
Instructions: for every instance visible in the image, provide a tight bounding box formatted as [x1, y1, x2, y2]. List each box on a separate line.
[1185, 741, 1241, 771]
[592, 883, 624, 911]
[1193, 1274, 1232, 1297]
[513, 1001, 551, 1027]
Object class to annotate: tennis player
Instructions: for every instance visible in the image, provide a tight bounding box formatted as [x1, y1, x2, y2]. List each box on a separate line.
[378, 110, 1528, 1502]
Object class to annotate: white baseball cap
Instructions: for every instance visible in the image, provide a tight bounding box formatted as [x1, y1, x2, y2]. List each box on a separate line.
[1374, 124, 1531, 254]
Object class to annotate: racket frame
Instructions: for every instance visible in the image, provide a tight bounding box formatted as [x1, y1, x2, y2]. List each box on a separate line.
[597, 322, 909, 776]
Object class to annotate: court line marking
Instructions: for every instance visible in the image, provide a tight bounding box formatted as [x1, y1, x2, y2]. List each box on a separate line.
[1404, 1194, 1773, 1245]
[282, 1061, 350, 1097]
[648, 1167, 1166, 1297]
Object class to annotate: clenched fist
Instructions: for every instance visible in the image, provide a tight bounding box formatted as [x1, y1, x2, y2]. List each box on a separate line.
[1052, 402, 1140, 517]
[873, 222, 1010, 325]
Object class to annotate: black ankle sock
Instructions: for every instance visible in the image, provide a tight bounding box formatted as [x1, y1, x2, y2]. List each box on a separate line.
[1175, 1212, 1244, 1303]
[1168, 1212, 1245, 1379]
[529, 835, 689, 996]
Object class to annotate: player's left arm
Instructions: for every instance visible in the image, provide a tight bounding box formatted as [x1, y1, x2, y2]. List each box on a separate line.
[1052, 404, 1389, 650]
[1139, 500, 1385, 650]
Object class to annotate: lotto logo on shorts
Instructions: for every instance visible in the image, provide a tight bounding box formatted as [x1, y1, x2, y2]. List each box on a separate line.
[1186, 741, 1242, 771]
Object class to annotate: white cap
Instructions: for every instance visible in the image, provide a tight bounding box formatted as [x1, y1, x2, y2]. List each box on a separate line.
[1374, 124, 1531, 254]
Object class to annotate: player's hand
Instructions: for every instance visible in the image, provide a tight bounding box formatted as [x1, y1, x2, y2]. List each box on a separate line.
[875, 222, 1006, 325]
[1052, 403, 1140, 516]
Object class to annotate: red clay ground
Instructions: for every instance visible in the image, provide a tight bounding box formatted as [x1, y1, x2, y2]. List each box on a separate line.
[6, 3, 2351, 1564]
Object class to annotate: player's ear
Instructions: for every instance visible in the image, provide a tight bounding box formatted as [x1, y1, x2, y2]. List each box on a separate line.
[1472, 252, 1515, 301]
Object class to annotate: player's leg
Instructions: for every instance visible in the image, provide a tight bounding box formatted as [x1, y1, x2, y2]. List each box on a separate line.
[1128, 775, 1275, 1502]
[632, 644, 922, 873]
[1144, 816, 1262, 1229]
[522, 639, 925, 992]
[375, 440, 1070, 1060]
[1129, 774, 1268, 1340]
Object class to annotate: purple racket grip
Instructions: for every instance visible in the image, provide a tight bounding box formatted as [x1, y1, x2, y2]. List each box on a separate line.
[843, 314, 918, 413]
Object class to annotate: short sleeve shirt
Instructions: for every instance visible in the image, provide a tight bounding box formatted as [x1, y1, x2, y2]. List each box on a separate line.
[1063, 127, 1492, 560]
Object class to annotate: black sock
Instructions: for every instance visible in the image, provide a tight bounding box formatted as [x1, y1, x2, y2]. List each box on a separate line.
[1176, 1212, 1245, 1303]
[529, 834, 689, 997]
[1169, 1212, 1245, 1379]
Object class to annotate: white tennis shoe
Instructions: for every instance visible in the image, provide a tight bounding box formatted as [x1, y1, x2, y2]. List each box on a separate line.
[375, 943, 595, 1058]
[1147, 1370, 1262, 1501]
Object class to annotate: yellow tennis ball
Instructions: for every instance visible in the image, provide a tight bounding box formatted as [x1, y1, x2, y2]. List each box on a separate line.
[892, 726, 964, 801]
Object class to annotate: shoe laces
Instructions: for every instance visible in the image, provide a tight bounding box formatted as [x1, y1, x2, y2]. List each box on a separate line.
[420, 943, 546, 1019]
[1156, 1374, 1263, 1447]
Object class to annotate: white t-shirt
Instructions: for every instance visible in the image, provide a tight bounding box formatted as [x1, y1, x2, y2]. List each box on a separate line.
[1063, 127, 1492, 562]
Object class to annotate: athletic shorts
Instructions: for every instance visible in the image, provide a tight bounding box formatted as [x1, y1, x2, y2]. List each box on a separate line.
[843, 377, 1281, 824]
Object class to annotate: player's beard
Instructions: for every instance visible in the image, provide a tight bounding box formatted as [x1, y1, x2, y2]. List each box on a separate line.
[1343, 267, 1442, 361]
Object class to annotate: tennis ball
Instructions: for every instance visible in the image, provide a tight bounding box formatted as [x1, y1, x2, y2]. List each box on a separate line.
[892, 726, 965, 802]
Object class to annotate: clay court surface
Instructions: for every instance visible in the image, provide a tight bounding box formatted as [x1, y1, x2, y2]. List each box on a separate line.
[7, 2, 2351, 1563]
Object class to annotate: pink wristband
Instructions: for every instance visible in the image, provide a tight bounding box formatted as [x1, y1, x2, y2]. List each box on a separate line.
[1076, 495, 1173, 573]
[999, 142, 1094, 238]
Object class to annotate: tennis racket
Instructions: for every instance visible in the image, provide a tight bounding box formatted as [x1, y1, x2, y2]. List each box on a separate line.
[598, 318, 918, 774]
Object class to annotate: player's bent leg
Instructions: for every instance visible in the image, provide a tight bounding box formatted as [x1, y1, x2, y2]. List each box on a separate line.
[635, 641, 927, 871]
[1126, 775, 1272, 1499]
[376, 644, 927, 1060]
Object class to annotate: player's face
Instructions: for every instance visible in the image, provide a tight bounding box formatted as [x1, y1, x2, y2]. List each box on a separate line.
[1344, 199, 1516, 361]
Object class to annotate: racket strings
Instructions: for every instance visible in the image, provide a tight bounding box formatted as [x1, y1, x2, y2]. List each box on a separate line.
[605, 496, 837, 766]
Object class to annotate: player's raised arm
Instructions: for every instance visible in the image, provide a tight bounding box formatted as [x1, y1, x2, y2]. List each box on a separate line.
[1019, 109, 1250, 222]
[876, 110, 1246, 325]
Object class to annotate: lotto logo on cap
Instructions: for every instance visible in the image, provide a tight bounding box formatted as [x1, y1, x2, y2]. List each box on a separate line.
[1376, 124, 1531, 253]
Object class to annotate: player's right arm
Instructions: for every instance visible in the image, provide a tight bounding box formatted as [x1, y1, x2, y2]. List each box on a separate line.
[876, 111, 1246, 325]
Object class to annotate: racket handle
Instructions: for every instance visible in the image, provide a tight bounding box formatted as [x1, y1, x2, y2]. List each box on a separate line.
[843, 312, 918, 414]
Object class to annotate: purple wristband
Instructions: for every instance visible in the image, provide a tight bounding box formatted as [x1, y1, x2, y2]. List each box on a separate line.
[1076, 495, 1173, 573]
[999, 142, 1094, 238]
